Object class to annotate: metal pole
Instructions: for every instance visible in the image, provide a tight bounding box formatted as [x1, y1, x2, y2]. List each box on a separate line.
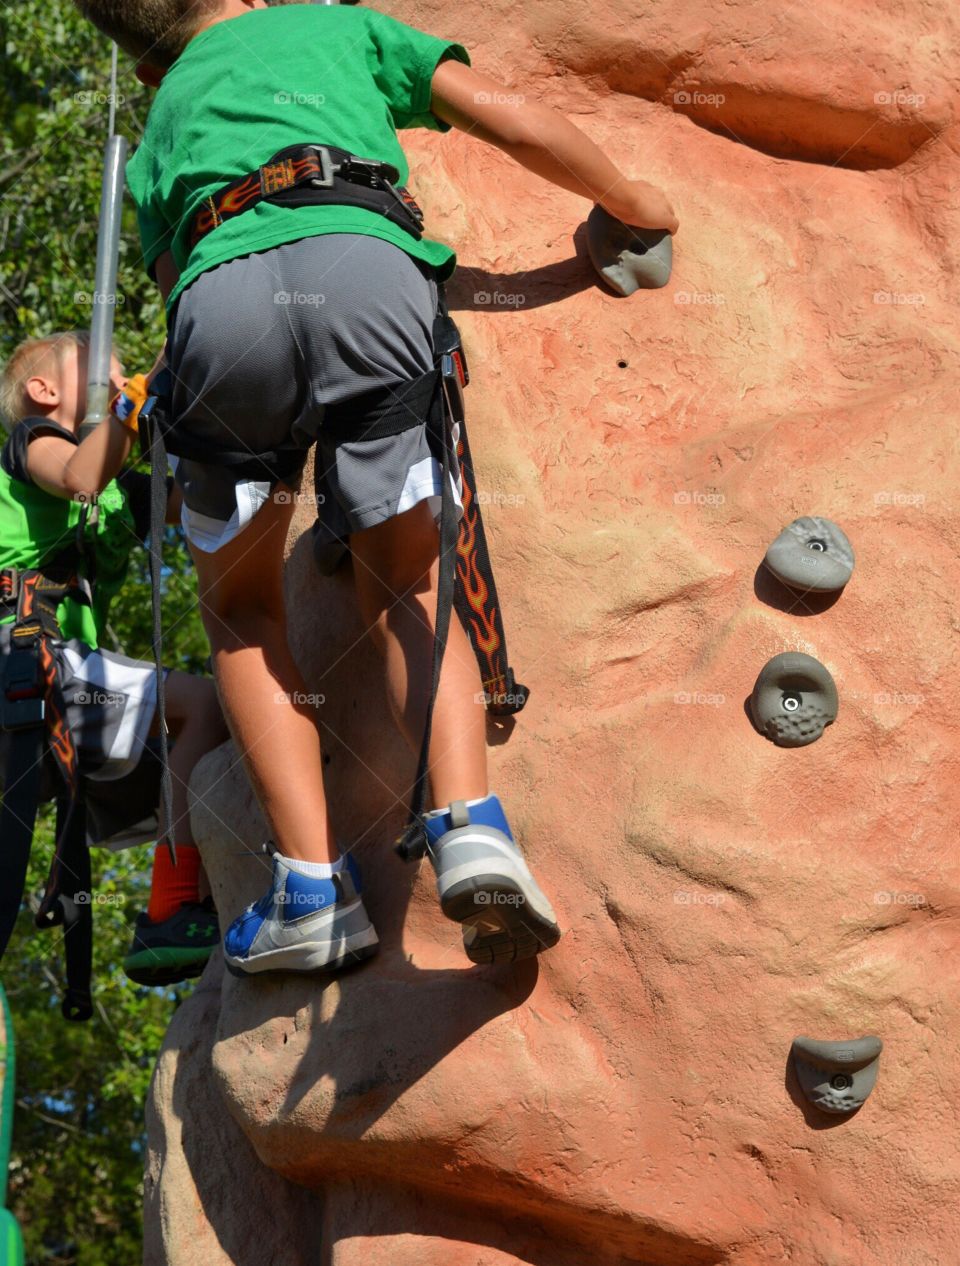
[107, 42, 118, 137]
[79, 45, 127, 441]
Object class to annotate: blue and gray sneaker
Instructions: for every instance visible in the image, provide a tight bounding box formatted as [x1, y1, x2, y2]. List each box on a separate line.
[223, 848, 379, 976]
[424, 795, 561, 965]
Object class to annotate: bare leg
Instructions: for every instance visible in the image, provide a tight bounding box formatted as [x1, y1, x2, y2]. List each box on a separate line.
[350, 501, 488, 807]
[188, 492, 338, 863]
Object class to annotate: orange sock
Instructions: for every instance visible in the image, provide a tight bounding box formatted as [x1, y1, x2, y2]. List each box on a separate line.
[147, 844, 201, 924]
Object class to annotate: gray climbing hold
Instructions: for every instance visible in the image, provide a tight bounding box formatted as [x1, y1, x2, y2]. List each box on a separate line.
[586, 204, 672, 295]
[750, 652, 838, 747]
[764, 516, 855, 593]
[791, 1035, 883, 1114]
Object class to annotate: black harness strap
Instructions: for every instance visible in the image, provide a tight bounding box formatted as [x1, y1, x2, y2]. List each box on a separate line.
[431, 292, 529, 719]
[319, 370, 442, 446]
[394, 367, 460, 860]
[0, 695, 45, 962]
[36, 798, 93, 1023]
[144, 398, 177, 867]
[452, 417, 528, 714]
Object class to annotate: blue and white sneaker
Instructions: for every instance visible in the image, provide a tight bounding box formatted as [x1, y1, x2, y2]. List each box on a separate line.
[424, 795, 561, 965]
[223, 848, 379, 976]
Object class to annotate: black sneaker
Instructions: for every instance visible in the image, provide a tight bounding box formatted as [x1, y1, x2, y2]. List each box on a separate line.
[123, 897, 219, 987]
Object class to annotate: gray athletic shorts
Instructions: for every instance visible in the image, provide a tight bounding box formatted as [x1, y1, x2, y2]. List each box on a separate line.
[167, 233, 463, 554]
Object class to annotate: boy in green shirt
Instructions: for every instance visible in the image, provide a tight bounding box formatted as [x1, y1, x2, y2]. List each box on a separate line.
[74, 0, 677, 975]
[0, 330, 228, 985]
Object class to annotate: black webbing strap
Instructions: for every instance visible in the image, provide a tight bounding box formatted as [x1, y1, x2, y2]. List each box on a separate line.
[320, 371, 441, 446]
[153, 432, 307, 480]
[430, 288, 528, 719]
[144, 403, 177, 867]
[394, 368, 460, 861]
[451, 419, 528, 715]
[34, 799, 93, 1022]
[0, 719, 44, 962]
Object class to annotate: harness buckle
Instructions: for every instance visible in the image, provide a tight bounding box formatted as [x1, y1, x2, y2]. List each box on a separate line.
[307, 145, 337, 188]
[433, 313, 470, 385]
[380, 177, 425, 229]
[0, 647, 46, 731]
[341, 154, 400, 188]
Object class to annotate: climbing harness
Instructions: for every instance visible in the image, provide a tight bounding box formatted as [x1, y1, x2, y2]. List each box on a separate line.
[0, 559, 96, 1021]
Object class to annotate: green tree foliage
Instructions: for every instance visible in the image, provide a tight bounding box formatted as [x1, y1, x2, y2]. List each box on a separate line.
[5, 832, 201, 1266]
[1, 4, 213, 1261]
[0, 2, 163, 367]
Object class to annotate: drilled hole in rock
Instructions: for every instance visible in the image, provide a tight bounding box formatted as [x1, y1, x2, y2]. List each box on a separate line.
[617, 359, 629, 369]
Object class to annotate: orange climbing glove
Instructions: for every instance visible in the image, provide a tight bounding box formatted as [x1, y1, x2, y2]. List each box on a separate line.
[110, 372, 150, 434]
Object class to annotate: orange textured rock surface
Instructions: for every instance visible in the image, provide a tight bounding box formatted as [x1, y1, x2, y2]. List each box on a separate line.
[145, 1, 960, 1263]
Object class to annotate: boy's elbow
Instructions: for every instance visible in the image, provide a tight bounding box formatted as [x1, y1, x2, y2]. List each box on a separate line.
[60, 466, 101, 503]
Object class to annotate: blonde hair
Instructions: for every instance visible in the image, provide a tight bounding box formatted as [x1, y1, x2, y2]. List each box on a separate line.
[73, 0, 221, 69]
[0, 331, 90, 428]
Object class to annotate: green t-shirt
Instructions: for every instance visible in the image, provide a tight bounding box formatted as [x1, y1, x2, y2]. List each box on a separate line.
[0, 419, 147, 646]
[126, 5, 471, 313]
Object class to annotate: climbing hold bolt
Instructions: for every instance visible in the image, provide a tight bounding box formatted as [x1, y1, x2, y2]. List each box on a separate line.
[763, 517, 855, 593]
[750, 652, 838, 747]
[791, 1035, 883, 1114]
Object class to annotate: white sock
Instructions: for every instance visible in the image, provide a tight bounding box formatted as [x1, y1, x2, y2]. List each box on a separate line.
[282, 853, 346, 878]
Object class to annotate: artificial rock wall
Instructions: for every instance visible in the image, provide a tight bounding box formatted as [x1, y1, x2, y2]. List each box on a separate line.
[144, 1, 960, 1262]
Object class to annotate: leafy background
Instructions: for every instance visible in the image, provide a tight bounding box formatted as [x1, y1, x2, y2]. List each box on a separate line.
[1, 3, 212, 1261]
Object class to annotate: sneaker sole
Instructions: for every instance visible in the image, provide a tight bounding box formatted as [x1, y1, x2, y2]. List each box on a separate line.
[125, 962, 208, 988]
[124, 946, 216, 982]
[224, 931, 380, 977]
[440, 875, 561, 964]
